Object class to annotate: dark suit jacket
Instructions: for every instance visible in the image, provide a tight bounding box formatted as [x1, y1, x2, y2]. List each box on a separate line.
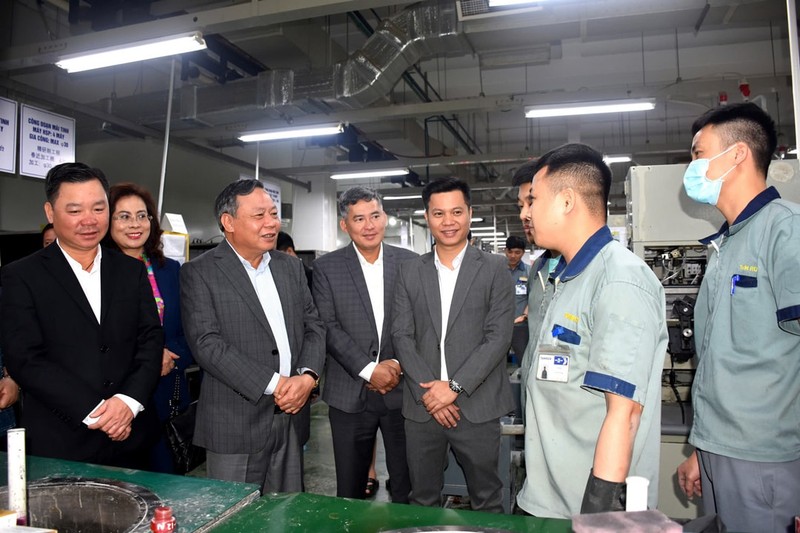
[152, 258, 194, 422]
[313, 243, 417, 413]
[0, 244, 163, 463]
[392, 245, 516, 423]
[180, 241, 325, 455]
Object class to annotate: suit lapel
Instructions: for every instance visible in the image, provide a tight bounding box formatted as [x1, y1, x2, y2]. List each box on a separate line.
[380, 245, 397, 345]
[344, 244, 380, 341]
[100, 247, 115, 326]
[214, 242, 273, 337]
[446, 246, 482, 335]
[41, 245, 99, 327]
[268, 252, 296, 357]
[420, 253, 442, 341]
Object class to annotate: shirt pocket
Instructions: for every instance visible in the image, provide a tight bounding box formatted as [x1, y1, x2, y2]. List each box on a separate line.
[551, 324, 581, 345]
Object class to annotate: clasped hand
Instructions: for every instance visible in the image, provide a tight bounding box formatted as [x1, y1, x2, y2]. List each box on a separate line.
[420, 380, 460, 429]
[87, 396, 133, 442]
[366, 360, 402, 394]
[274, 374, 315, 414]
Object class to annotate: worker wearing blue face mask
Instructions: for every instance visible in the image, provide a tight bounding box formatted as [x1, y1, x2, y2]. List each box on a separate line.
[676, 103, 800, 533]
[682, 144, 738, 205]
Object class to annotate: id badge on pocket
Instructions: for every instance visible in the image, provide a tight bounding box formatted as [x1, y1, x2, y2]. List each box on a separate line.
[516, 278, 528, 296]
[536, 345, 570, 383]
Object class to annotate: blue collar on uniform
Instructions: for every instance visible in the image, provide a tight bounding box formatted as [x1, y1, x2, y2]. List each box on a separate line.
[557, 226, 614, 282]
[699, 186, 781, 244]
[509, 260, 527, 273]
[533, 249, 554, 275]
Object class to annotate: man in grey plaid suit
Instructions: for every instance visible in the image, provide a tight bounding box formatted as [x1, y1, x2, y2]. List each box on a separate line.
[313, 186, 416, 502]
[181, 179, 324, 494]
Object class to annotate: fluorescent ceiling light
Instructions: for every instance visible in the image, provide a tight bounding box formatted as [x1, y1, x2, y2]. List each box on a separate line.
[603, 155, 632, 164]
[414, 209, 425, 215]
[383, 194, 422, 201]
[472, 231, 506, 237]
[239, 123, 343, 143]
[330, 168, 409, 180]
[471, 226, 498, 231]
[489, 0, 544, 5]
[471, 217, 485, 222]
[56, 32, 206, 73]
[525, 99, 655, 118]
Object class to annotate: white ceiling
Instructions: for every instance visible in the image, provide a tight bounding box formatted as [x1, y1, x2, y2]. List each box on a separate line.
[1, 0, 795, 238]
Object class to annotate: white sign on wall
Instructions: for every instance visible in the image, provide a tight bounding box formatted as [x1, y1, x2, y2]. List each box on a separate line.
[19, 105, 76, 179]
[0, 97, 17, 174]
[262, 180, 282, 219]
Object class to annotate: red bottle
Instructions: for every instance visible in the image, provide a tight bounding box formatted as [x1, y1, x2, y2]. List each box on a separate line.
[150, 506, 177, 532]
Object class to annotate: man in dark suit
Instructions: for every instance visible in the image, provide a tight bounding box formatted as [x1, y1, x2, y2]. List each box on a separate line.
[392, 177, 515, 513]
[181, 179, 324, 494]
[313, 186, 416, 502]
[0, 162, 163, 468]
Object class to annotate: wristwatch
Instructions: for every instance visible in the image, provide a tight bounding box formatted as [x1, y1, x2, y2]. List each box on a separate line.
[300, 369, 320, 388]
[448, 379, 464, 394]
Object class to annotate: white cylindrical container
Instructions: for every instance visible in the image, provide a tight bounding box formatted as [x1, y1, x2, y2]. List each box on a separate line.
[625, 475, 649, 512]
[7, 428, 27, 525]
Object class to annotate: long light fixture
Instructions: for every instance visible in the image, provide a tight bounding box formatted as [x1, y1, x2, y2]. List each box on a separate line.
[56, 32, 206, 73]
[472, 231, 506, 237]
[239, 123, 343, 143]
[525, 99, 655, 118]
[603, 155, 632, 164]
[330, 168, 409, 180]
[489, 0, 544, 5]
[384, 194, 422, 201]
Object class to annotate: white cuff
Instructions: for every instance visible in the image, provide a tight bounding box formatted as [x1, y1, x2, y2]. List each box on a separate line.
[359, 361, 378, 382]
[264, 372, 281, 395]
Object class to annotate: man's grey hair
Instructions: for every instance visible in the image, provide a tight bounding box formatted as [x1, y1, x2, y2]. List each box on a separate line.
[214, 179, 265, 231]
[337, 186, 383, 218]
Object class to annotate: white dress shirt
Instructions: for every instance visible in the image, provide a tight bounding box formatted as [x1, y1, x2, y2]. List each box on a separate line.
[433, 243, 468, 380]
[56, 241, 144, 424]
[229, 242, 292, 395]
[354, 243, 385, 382]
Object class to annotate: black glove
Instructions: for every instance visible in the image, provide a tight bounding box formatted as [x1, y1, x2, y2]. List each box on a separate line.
[580, 470, 626, 514]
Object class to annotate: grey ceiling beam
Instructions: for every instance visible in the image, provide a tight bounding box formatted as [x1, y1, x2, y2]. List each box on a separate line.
[0, 0, 416, 71]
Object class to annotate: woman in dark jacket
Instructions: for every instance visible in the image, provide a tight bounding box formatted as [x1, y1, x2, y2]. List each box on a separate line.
[103, 183, 195, 473]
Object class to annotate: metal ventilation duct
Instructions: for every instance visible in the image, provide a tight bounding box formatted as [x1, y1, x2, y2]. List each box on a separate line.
[177, 0, 468, 127]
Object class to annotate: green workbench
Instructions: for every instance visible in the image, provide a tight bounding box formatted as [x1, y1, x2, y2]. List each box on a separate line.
[209, 492, 572, 533]
[0, 453, 260, 532]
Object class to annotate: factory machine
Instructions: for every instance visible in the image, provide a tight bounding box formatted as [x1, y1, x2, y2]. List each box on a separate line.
[625, 159, 800, 519]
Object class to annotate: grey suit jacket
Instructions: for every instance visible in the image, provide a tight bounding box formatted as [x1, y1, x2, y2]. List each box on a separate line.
[180, 240, 325, 454]
[313, 243, 417, 413]
[392, 245, 515, 424]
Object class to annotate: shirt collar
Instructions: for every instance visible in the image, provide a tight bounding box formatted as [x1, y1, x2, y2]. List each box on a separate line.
[434, 242, 469, 272]
[353, 242, 383, 267]
[533, 249, 554, 276]
[227, 239, 270, 272]
[557, 226, 614, 282]
[57, 240, 102, 274]
[699, 186, 781, 244]
[508, 259, 527, 273]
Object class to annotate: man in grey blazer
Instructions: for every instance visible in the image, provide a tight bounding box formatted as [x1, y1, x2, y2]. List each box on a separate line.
[392, 177, 515, 513]
[181, 179, 324, 494]
[313, 186, 416, 502]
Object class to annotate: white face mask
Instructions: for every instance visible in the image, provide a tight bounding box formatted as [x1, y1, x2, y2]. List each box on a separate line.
[682, 145, 738, 205]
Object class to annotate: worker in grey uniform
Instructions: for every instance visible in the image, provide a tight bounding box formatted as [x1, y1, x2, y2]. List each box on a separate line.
[512, 161, 561, 419]
[676, 103, 800, 533]
[516, 144, 667, 518]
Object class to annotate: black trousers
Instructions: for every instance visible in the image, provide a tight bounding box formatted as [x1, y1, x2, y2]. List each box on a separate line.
[328, 392, 411, 502]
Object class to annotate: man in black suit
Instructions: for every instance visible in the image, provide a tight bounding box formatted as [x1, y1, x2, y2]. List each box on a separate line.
[313, 186, 416, 502]
[0, 162, 163, 468]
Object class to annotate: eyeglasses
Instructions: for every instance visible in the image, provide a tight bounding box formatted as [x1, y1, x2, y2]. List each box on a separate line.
[112, 213, 153, 225]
